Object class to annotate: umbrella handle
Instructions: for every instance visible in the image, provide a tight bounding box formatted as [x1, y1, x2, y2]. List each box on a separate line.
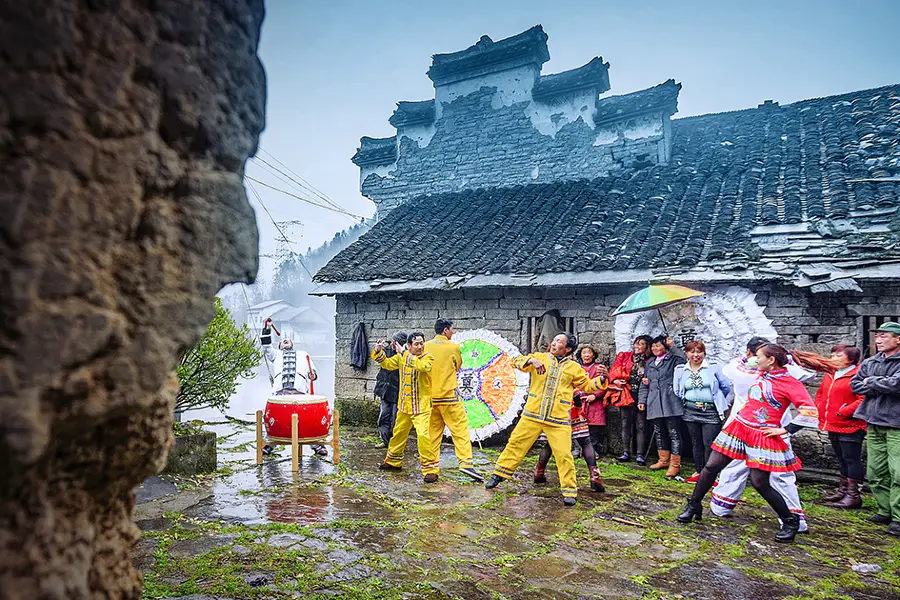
[657, 308, 669, 335]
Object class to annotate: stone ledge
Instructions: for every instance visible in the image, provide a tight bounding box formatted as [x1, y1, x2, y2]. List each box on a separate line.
[336, 397, 381, 427]
[164, 432, 217, 475]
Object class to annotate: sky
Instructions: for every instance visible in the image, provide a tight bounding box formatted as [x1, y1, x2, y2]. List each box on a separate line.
[246, 0, 900, 280]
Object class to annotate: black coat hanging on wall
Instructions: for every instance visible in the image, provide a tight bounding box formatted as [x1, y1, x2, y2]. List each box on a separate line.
[349, 322, 368, 371]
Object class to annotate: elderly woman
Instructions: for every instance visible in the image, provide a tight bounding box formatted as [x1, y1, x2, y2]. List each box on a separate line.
[673, 340, 732, 483]
[578, 344, 608, 458]
[639, 336, 686, 478]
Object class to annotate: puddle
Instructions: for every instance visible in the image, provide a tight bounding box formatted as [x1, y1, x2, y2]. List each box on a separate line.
[649, 562, 802, 599]
[494, 494, 581, 523]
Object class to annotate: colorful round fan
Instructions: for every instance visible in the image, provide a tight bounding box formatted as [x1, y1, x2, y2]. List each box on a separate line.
[449, 329, 529, 442]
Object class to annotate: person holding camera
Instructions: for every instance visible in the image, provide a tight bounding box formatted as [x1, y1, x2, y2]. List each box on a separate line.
[373, 332, 440, 483]
[373, 331, 408, 448]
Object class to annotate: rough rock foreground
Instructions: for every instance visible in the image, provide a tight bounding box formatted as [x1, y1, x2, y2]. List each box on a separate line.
[0, 1, 266, 597]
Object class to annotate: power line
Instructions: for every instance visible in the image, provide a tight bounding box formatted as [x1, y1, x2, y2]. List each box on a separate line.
[257, 147, 346, 212]
[238, 282, 273, 381]
[251, 154, 349, 216]
[245, 179, 316, 280]
[244, 175, 365, 220]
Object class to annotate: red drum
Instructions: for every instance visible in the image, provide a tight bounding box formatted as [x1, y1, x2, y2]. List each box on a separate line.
[264, 394, 332, 443]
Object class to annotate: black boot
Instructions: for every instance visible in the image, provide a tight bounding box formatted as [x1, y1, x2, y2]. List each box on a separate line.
[775, 514, 800, 543]
[676, 497, 703, 523]
[563, 497, 577, 507]
[485, 475, 503, 490]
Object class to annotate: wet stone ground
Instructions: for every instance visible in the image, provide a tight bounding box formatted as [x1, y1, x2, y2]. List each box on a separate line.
[134, 421, 900, 599]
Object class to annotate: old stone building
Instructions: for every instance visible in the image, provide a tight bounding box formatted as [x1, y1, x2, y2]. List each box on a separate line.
[315, 26, 900, 461]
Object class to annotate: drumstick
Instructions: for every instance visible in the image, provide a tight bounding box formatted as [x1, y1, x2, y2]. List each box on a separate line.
[266, 318, 281, 336]
[306, 354, 315, 395]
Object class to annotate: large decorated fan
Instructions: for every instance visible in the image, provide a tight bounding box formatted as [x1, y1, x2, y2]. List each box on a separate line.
[614, 286, 777, 363]
[449, 329, 530, 442]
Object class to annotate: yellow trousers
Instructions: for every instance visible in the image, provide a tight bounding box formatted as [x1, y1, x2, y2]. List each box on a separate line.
[493, 417, 577, 498]
[385, 411, 439, 475]
[429, 400, 474, 471]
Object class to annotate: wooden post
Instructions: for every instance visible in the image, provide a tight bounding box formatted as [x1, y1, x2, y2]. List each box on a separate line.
[255, 410, 263, 465]
[331, 410, 340, 464]
[291, 413, 299, 473]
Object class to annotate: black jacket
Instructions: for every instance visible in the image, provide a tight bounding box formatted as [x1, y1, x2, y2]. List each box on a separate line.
[373, 345, 400, 403]
[851, 351, 900, 428]
[350, 322, 368, 371]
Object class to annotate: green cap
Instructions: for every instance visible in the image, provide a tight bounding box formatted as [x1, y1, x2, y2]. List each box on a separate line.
[872, 322, 900, 335]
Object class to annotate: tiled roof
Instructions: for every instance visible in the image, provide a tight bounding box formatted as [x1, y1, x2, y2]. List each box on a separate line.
[594, 79, 681, 125]
[532, 57, 611, 100]
[320, 83, 900, 284]
[389, 100, 436, 128]
[351, 135, 396, 167]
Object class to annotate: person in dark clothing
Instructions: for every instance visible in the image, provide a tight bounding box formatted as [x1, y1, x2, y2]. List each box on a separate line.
[374, 331, 408, 447]
[640, 336, 686, 478]
[851, 322, 900, 535]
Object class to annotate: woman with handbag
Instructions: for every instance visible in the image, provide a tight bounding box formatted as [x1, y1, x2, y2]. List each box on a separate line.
[608, 335, 654, 465]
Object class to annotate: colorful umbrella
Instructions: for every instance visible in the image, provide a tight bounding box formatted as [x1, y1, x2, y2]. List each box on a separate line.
[449, 329, 530, 442]
[612, 284, 705, 333]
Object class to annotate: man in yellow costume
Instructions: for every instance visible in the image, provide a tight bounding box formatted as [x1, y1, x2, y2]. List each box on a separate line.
[486, 333, 608, 506]
[425, 318, 483, 483]
[373, 331, 441, 483]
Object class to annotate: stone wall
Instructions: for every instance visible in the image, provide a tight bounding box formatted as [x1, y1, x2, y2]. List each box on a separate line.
[0, 1, 266, 597]
[361, 86, 670, 215]
[332, 280, 899, 464]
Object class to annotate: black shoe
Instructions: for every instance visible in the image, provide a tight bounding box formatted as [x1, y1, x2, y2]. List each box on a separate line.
[262, 445, 274, 456]
[533, 472, 547, 484]
[775, 514, 800, 543]
[616, 452, 631, 462]
[887, 522, 900, 536]
[590, 481, 606, 493]
[677, 498, 703, 523]
[378, 462, 402, 471]
[868, 513, 892, 525]
[423, 473, 438, 484]
[563, 497, 577, 507]
[460, 468, 484, 483]
[485, 475, 503, 490]
[635, 455, 647, 466]
[312, 445, 328, 456]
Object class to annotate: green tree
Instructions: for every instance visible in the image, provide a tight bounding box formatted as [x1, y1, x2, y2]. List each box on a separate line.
[175, 298, 262, 414]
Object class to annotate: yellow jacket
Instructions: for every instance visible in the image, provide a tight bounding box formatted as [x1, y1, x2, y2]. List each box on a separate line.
[513, 353, 607, 426]
[372, 348, 435, 414]
[424, 335, 462, 402]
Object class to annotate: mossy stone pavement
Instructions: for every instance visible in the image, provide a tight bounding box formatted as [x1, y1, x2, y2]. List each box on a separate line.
[134, 421, 900, 599]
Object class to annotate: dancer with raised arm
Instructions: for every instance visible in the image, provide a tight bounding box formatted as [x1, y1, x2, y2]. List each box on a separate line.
[485, 333, 607, 506]
[678, 344, 817, 543]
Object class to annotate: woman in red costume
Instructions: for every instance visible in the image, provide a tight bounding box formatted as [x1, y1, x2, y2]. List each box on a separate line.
[677, 344, 816, 542]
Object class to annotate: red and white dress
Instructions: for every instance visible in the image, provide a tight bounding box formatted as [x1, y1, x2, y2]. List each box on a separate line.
[711, 368, 815, 472]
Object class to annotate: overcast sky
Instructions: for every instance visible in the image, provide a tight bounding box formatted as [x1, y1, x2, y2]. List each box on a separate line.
[246, 0, 900, 278]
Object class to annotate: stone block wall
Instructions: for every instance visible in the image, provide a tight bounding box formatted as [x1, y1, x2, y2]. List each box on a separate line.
[362, 86, 669, 215]
[333, 279, 898, 466]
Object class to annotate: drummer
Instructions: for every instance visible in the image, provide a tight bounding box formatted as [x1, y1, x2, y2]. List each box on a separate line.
[261, 326, 326, 456]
